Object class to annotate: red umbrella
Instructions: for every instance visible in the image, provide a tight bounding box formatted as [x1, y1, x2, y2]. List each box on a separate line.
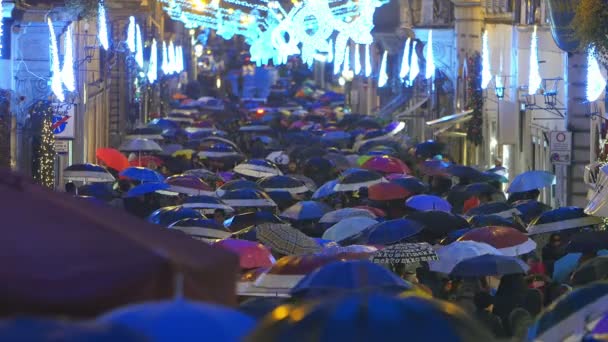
[368, 182, 413, 201]
[215, 239, 275, 269]
[361, 156, 411, 174]
[166, 175, 214, 196]
[354, 205, 387, 217]
[96, 148, 129, 172]
[129, 155, 164, 168]
[457, 226, 537, 256]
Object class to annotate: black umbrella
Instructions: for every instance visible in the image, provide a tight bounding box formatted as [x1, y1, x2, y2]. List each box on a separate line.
[415, 140, 444, 159]
[571, 256, 608, 286]
[465, 182, 499, 195]
[390, 177, 429, 195]
[566, 231, 608, 254]
[335, 170, 384, 192]
[469, 215, 522, 230]
[446, 165, 486, 182]
[216, 179, 261, 196]
[528, 207, 603, 236]
[465, 202, 517, 218]
[451, 254, 529, 277]
[407, 210, 470, 240]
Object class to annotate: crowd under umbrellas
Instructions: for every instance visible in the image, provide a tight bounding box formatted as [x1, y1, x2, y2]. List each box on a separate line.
[8, 89, 608, 341]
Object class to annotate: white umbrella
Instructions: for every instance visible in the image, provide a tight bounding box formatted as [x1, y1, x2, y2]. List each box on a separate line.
[428, 241, 503, 274]
[119, 139, 162, 152]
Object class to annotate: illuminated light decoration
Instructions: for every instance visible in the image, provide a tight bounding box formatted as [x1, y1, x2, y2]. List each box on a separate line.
[333, 34, 347, 75]
[61, 25, 76, 92]
[47, 18, 64, 102]
[327, 39, 334, 63]
[0, 0, 3, 57]
[408, 41, 420, 85]
[481, 30, 491, 89]
[342, 45, 350, 73]
[528, 25, 541, 95]
[364, 44, 371, 77]
[147, 39, 158, 83]
[399, 37, 411, 81]
[98, 1, 109, 50]
[161, 41, 170, 74]
[135, 24, 144, 68]
[425, 30, 435, 79]
[176, 45, 185, 73]
[127, 16, 136, 53]
[586, 47, 607, 102]
[378, 51, 388, 88]
[168, 41, 176, 74]
[354, 44, 361, 75]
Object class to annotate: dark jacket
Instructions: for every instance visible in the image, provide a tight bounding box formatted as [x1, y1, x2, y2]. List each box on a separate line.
[474, 309, 505, 338]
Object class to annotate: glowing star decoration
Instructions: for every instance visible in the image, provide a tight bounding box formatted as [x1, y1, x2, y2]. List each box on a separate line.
[342, 45, 350, 73]
[127, 16, 136, 53]
[135, 24, 144, 68]
[162, 41, 170, 74]
[364, 44, 372, 77]
[354, 44, 361, 75]
[61, 25, 76, 92]
[48, 18, 64, 102]
[147, 39, 158, 83]
[528, 25, 541, 95]
[425, 30, 435, 79]
[408, 41, 420, 85]
[586, 47, 606, 102]
[98, 1, 109, 50]
[378, 51, 388, 88]
[399, 37, 411, 81]
[481, 31, 491, 89]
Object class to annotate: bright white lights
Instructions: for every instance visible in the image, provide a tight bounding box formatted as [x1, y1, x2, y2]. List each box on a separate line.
[354, 44, 361, 75]
[364, 44, 371, 77]
[0, 0, 4, 57]
[399, 37, 411, 81]
[61, 25, 76, 92]
[98, 1, 109, 50]
[327, 39, 334, 63]
[127, 16, 136, 53]
[135, 24, 144, 68]
[162, 41, 170, 74]
[528, 25, 541, 95]
[168, 41, 176, 73]
[176, 45, 184, 73]
[147, 39, 158, 83]
[342, 45, 350, 73]
[408, 41, 420, 84]
[48, 18, 64, 102]
[378, 50, 388, 88]
[425, 30, 435, 79]
[586, 47, 606, 102]
[481, 30, 491, 89]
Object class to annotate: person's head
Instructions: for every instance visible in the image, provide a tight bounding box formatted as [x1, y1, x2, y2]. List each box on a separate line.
[214, 209, 226, 223]
[65, 182, 76, 194]
[287, 161, 297, 173]
[117, 179, 131, 193]
[549, 233, 562, 247]
[474, 291, 494, 312]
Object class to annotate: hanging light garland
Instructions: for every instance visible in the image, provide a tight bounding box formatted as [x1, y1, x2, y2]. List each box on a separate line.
[364, 44, 371, 77]
[408, 41, 420, 85]
[162, 41, 170, 75]
[481, 31, 492, 89]
[399, 37, 411, 82]
[147, 39, 158, 83]
[425, 30, 435, 79]
[354, 44, 361, 75]
[98, 1, 109, 50]
[176, 45, 184, 73]
[135, 23, 144, 68]
[127, 16, 136, 53]
[61, 25, 76, 92]
[342, 45, 350, 73]
[0, 0, 4, 58]
[528, 25, 541, 95]
[586, 47, 606, 102]
[327, 38, 334, 63]
[168, 41, 176, 73]
[378, 50, 388, 88]
[47, 18, 64, 102]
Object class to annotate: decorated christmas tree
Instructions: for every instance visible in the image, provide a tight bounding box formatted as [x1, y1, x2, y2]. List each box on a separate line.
[32, 101, 55, 188]
[465, 52, 483, 146]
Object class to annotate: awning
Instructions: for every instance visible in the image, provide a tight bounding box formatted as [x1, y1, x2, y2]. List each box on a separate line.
[426, 110, 474, 136]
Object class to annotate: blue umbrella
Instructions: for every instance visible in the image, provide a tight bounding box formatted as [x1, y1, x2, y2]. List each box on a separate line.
[280, 201, 332, 222]
[0, 318, 146, 341]
[220, 189, 277, 208]
[406, 195, 452, 212]
[450, 254, 529, 277]
[514, 200, 552, 223]
[527, 207, 603, 235]
[415, 140, 445, 158]
[224, 211, 284, 232]
[99, 299, 255, 342]
[149, 118, 179, 130]
[120, 167, 165, 183]
[312, 180, 338, 199]
[198, 143, 241, 158]
[216, 180, 262, 197]
[169, 218, 231, 241]
[182, 195, 233, 213]
[334, 170, 384, 192]
[527, 282, 608, 341]
[507, 170, 555, 193]
[290, 260, 411, 298]
[247, 294, 494, 341]
[446, 165, 486, 181]
[126, 182, 172, 197]
[147, 206, 204, 227]
[390, 177, 429, 194]
[553, 250, 608, 283]
[321, 131, 351, 142]
[465, 202, 517, 218]
[566, 231, 608, 254]
[258, 175, 309, 194]
[78, 183, 113, 201]
[440, 228, 471, 245]
[357, 219, 424, 245]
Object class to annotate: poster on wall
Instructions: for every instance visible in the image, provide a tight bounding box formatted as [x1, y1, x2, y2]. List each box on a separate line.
[51, 103, 75, 139]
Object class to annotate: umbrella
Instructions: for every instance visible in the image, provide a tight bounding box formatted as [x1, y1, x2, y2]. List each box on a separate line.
[165, 175, 214, 196]
[457, 226, 536, 256]
[321, 131, 351, 143]
[287, 174, 317, 191]
[514, 199, 552, 223]
[224, 211, 284, 232]
[280, 201, 332, 221]
[334, 170, 385, 192]
[405, 195, 452, 212]
[439, 228, 471, 245]
[507, 170, 555, 193]
[182, 195, 233, 213]
[215, 239, 276, 269]
[247, 294, 494, 341]
[126, 126, 164, 140]
[450, 254, 529, 277]
[312, 180, 338, 199]
[571, 256, 608, 286]
[198, 143, 241, 158]
[368, 182, 413, 201]
[429, 241, 503, 274]
[357, 219, 424, 245]
[200, 136, 239, 150]
[126, 182, 174, 197]
[370, 242, 438, 265]
[129, 155, 164, 168]
[465, 182, 499, 195]
[169, 218, 231, 242]
[566, 232, 608, 254]
[390, 177, 429, 195]
[172, 149, 196, 159]
[360, 156, 411, 175]
[96, 148, 130, 172]
[266, 191, 298, 211]
[77, 183, 113, 201]
[585, 314, 608, 341]
[322, 217, 378, 242]
[419, 159, 451, 177]
[290, 260, 411, 298]
[0, 318, 147, 341]
[302, 157, 336, 177]
[239, 124, 272, 132]
[252, 254, 339, 293]
[415, 140, 445, 158]
[319, 208, 376, 224]
[355, 205, 387, 217]
[216, 179, 261, 197]
[527, 282, 608, 342]
[160, 143, 184, 156]
[446, 165, 486, 182]
[220, 189, 277, 208]
[465, 202, 520, 218]
[256, 223, 322, 256]
[324, 152, 350, 171]
[469, 215, 521, 229]
[148, 206, 204, 226]
[64, 163, 116, 183]
[266, 151, 290, 166]
[258, 175, 309, 194]
[234, 159, 282, 178]
[118, 138, 163, 153]
[527, 207, 603, 235]
[407, 210, 470, 239]
[183, 169, 224, 185]
[99, 299, 255, 342]
[119, 167, 165, 183]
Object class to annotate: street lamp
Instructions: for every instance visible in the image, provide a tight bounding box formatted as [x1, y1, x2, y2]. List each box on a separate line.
[494, 75, 505, 100]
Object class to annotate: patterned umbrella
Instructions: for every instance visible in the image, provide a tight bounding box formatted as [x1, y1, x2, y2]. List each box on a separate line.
[169, 218, 231, 242]
[147, 206, 204, 227]
[368, 182, 413, 201]
[280, 201, 332, 222]
[220, 189, 277, 208]
[450, 254, 529, 277]
[64, 164, 115, 183]
[334, 170, 385, 192]
[357, 219, 424, 245]
[256, 223, 321, 256]
[429, 240, 503, 274]
[405, 195, 452, 212]
[528, 207, 602, 236]
[165, 175, 214, 196]
[360, 156, 411, 175]
[457, 226, 536, 256]
[120, 167, 165, 183]
[234, 159, 282, 178]
[258, 175, 309, 194]
[215, 239, 276, 269]
[370, 242, 438, 266]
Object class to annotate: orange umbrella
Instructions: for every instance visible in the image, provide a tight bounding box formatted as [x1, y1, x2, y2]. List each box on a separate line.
[96, 148, 130, 172]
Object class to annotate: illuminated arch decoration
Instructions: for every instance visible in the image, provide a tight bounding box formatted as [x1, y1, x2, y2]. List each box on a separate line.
[481, 30, 491, 89]
[587, 47, 606, 102]
[528, 25, 541, 95]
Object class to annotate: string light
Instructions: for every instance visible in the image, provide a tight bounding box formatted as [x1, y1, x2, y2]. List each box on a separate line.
[147, 39, 158, 83]
[33, 102, 56, 188]
[586, 46, 606, 102]
[176, 45, 184, 73]
[327, 39, 334, 63]
[168, 41, 176, 73]
[342, 45, 350, 73]
[528, 25, 541, 95]
[354, 44, 361, 75]
[0, 0, 4, 57]
[481, 30, 491, 89]
[98, 1, 109, 50]
[364, 44, 371, 77]
[135, 24, 144, 68]
[47, 18, 64, 102]
[408, 41, 420, 85]
[162, 41, 170, 74]
[399, 37, 411, 81]
[127, 16, 136, 53]
[425, 30, 435, 79]
[61, 25, 76, 92]
[378, 50, 388, 87]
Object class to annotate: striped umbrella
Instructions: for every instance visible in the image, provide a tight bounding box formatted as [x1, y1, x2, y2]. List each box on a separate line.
[258, 175, 309, 194]
[220, 189, 276, 208]
[169, 218, 231, 242]
[234, 159, 282, 179]
[334, 170, 385, 192]
[64, 164, 115, 183]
